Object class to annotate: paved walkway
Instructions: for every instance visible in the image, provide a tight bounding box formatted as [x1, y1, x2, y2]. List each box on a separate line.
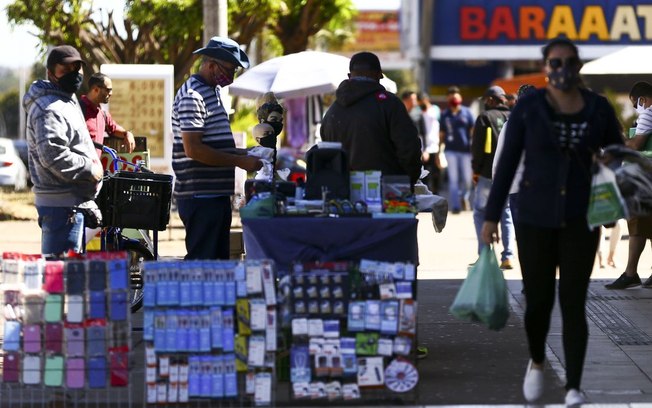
[1, 210, 652, 406]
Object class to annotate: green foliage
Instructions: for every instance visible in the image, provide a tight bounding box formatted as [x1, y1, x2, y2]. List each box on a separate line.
[0, 69, 19, 94]
[230, 102, 259, 148]
[0, 91, 20, 138]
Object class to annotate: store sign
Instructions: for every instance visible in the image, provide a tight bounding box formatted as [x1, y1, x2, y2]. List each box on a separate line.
[432, 1, 652, 60]
[460, 4, 652, 42]
[341, 10, 400, 52]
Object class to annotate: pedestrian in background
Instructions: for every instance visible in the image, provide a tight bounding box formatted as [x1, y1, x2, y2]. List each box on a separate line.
[80, 72, 136, 157]
[481, 37, 624, 405]
[419, 91, 442, 194]
[605, 81, 652, 288]
[172, 36, 262, 260]
[471, 85, 514, 269]
[440, 86, 475, 213]
[23, 45, 104, 255]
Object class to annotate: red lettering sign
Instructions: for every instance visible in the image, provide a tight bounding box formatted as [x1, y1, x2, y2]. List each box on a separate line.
[460, 7, 486, 40]
[520, 6, 546, 39]
[488, 6, 517, 40]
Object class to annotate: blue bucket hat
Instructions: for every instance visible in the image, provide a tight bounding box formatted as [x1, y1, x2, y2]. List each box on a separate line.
[193, 36, 250, 69]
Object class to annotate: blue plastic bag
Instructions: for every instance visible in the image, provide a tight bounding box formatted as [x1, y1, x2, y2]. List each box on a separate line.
[449, 246, 509, 331]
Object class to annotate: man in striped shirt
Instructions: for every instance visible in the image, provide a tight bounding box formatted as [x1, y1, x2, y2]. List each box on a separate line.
[172, 37, 262, 260]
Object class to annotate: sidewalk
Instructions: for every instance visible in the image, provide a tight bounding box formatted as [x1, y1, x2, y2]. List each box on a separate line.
[1, 211, 652, 406]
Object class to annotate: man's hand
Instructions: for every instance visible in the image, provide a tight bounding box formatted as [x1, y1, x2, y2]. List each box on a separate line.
[124, 131, 136, 153]
[91, 158, 104, 181]
[239, 156, 264, 172]
[481, 221, 500, 245]
[472, 173, 480, 185]
[422, 151, 430, 162]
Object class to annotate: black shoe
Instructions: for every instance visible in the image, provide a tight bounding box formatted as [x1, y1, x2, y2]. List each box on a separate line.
[642, 275, 652, 288]
[605, 273, 641, 289]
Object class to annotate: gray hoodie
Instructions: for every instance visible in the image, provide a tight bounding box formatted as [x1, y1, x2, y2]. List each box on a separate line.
[23, 80, 101, 207]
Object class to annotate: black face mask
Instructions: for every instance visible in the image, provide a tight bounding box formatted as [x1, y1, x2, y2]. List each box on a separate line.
[265, 121, 284, 136]
[259, 134, 277, 149]
[56, 71, 84, 93]
[547, 67, 578, 92]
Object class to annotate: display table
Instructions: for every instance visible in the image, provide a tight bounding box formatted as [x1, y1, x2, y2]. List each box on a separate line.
[242, 216, 418, 271]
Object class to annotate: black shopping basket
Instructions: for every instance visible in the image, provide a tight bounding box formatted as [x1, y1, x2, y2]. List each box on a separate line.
[97, 171, 173, 231]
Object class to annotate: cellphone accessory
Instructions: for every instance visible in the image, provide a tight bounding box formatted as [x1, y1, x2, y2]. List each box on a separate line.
[65, 326, 85, 357]
[43, 260, 64, 293]
[22, 294, 44, 324]
[65, 260, 86, 295]
[89, 290, 106, 319]
[44, 322, 63, 353]
[22, 354, 41, 385]
[88, 260, 108, 291]
[66, 294, 84, 323]
[2, 321, 21, 351]
[384, 358, 419, 393]
[44, 355, 64, 387]
[66, 357, 85, 388]
[88, 356, 107, 388]
[43, 294, 63, 322]
[110, 290, 128, 321]
[23, 324, 42, 353]
[2, 352, 20, 382]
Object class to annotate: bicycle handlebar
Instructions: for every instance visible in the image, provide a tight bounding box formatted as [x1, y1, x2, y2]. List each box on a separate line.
[95, 142, 151, 174]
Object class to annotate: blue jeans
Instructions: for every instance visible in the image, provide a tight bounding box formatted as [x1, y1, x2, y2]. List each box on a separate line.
[37, 206, 84, 255]
[177, 196, 232, 260]
[473, 176, 515, 261]
[444, 150, 472, 211]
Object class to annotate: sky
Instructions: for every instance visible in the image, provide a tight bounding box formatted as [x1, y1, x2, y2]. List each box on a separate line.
[0, 0, 400, 69]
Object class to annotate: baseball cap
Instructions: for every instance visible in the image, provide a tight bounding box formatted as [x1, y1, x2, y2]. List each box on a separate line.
[46, 45, 85, 70]
[193, 36, 250, 69]
[349, 52, 382, 73]
[484, 85, 506, 99]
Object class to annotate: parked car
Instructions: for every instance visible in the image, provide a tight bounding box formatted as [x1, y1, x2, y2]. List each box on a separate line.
[0, 138, 29, 190]
[12, 139, 31, 186]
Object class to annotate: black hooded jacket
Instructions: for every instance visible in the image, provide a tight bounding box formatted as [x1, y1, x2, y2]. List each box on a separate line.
[320, 78, 422, 185]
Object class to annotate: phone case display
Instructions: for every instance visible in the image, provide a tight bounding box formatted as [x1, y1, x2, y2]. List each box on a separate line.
[142, 259, 277, 405]
[1, 252, 132, 392]
[285, 259, 418, 402]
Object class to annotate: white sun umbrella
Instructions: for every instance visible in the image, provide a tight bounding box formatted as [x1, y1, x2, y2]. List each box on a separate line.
[230, 50, 397, 99]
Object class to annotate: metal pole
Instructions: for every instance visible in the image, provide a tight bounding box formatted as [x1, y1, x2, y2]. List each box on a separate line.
[420, 0, 434, 93]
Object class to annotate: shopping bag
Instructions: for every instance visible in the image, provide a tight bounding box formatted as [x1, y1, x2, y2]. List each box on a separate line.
[449, 246, 509, 331]
[587, 162, 628, 229]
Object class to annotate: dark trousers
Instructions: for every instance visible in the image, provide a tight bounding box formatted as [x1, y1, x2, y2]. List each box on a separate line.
[516, 218, 599, 390]
[177, 196, 232, 260]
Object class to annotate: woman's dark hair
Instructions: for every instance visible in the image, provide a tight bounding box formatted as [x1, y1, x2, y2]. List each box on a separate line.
[256, 102, 284, 122]
[541, 37, 579, 60]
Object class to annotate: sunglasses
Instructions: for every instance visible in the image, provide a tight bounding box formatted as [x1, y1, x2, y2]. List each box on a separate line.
[546, 57, 580, 69]
[211, 59, 241, 74]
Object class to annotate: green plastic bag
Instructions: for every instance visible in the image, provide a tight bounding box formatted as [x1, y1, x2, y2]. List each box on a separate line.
[587, 162, 628, 229]
[449, 246, 509, 331]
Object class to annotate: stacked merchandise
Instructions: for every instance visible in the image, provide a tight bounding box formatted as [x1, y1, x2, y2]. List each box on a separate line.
[142, 259, 277, 405]
[285, 260, 418, 402]
[1, 252, 131, 390]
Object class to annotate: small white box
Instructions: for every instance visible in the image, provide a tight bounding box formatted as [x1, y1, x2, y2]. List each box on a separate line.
[364, 171, 382, 203]
[350, 172, 365, 203]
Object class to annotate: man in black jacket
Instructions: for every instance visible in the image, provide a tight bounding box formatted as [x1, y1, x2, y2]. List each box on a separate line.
[320, 52, 422, 186]
[471, 85, 515, 269]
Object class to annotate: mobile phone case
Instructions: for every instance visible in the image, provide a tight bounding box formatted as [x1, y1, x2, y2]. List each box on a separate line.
[43, 294, 63, 322]
[44, 322, 63, 353]
[22, 355, 41, 385]
[65, 326, 85, 357]
[66, 261, 86, 295]
[22, 294, 44, 324]
[89, 260, 107, 291]
[44, 355, 64, 387]
[110, 291, 128, 321]
[23, 324, 42, 353]
[2, 321, 21, 351]
[43, 260, 64, 293]
[89, 290, 106, 319]
[66, 357, 85, 388]
[88, 356, 107, 388]
[66, 294, 84, 323]
[2, 352, 20, 382]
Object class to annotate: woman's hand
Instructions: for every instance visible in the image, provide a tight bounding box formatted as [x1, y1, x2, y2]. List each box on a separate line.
[481, 221, 500, 245]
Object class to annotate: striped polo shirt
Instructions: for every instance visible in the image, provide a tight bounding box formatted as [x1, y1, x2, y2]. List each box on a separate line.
[171, 74, 236, 198]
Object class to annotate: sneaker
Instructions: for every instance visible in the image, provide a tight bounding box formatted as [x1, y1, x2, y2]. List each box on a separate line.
[565, 388, 586, 406]
[522, 359, 544, 402]
[604, 273, 641, 289]
[417, 346, 429, 359]
[500, 259, 513, 270]
[643, 275, 652, 288]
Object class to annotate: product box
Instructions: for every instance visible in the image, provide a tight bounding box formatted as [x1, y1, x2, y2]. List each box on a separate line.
[349, 172, 365, 203]
[364, 171, 382, 204]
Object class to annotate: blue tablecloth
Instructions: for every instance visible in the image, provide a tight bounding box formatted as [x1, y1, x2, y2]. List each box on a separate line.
[242, 216, 419, 272]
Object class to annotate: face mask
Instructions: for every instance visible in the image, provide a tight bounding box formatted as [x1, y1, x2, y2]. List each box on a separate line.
[448, 96, 462, 107]
[636, 99, 647, 114]
[56, 71, 83, 93]
[258, 134, 277, 149]
[214, 72, 234, 87]
[265, 121, 284, 136]
[547, 67, 578, 91]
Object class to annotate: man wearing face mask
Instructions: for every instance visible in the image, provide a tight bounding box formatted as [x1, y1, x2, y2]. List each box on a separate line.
[23, 45, 104, 255]
[172, 36, 263, 260]
[439, 86, 475, 214]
